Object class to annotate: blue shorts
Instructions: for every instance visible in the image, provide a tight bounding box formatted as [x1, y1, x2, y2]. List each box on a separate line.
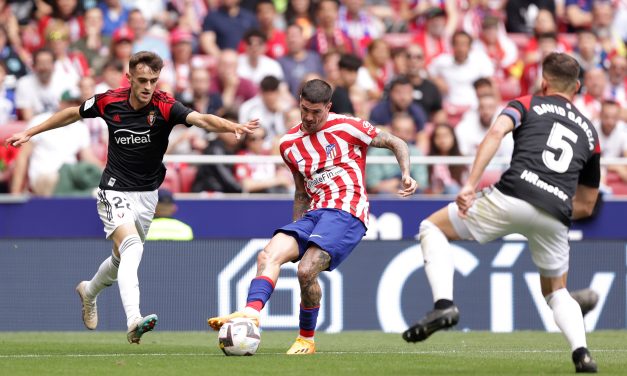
[275, 208, 366, 271]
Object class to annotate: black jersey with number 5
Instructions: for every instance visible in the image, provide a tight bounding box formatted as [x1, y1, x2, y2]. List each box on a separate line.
[495, 95, 601, 225]
[79, 87, 194, 191]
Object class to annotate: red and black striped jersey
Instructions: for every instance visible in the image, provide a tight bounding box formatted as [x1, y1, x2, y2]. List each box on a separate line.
[496, 94, 601, 225]
[79, 87, 193, 191]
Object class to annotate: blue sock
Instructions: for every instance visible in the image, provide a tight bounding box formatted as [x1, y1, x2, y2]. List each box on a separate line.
[245, 276, 275, 311]
[299, 304, 320, 338]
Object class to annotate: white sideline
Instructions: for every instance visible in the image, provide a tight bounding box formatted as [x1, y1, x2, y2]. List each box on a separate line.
[2, 349, 627, 358]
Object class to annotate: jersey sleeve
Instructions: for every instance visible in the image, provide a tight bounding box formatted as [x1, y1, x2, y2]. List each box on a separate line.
[343, 117, 381, 147]
[500, 96, 532, 129]
[578, 151, 601, 188]
[79, 95, 101, 119]
[169, 101, 194, 127]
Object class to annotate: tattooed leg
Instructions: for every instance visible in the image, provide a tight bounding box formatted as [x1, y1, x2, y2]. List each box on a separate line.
[298, 246, 332, 307]
[256, 232, 300, 282]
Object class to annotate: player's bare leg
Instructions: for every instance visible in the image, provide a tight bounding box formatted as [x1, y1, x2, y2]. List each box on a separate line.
[111, 223, 157, 344]
[541, 274, 597, 373]
[403, 207, 461, 342]
[286, 246, 330, 355]
[208, 233, 299, 330]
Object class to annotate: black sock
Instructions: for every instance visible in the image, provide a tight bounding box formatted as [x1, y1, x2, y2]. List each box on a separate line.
[434, 299, 454, 310]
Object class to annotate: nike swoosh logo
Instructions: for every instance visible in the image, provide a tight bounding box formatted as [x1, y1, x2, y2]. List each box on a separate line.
[309, 234, 323, 238]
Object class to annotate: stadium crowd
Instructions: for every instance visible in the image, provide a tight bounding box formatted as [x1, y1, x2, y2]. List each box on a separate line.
[1, 0, 627, 196]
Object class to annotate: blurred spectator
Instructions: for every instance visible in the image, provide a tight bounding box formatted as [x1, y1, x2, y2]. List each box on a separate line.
[338, 0, 384, 56]
[192, 113, 243, 193]
[429, 30, 494, 109]
[279, 24, 324, 98]
[455, 94, 513, 178]
[72, 7, 110, 76]
[331, 53, 362, 115]
[234, 127, 293, 193]
[95, 59, 125, 93]
[285, 0, 316, 40]
[123, 0, 167, 24]
[565, 0, 593, 32]
[366, 113, 429, 194]
[572, 29, 605, 75]
[405, 43, 442, 120]
[38, 0, 85, 46]
[284, 107, 301, 130]
[356, 38, 391, 100]
[0, 61, 16, 124]
[146, 189, 194, 241]
[200, 0, 258, 56]
[369, 75, 428, 149]
[574, 67, 607, 124]
[237, 29, 285, 85]
[128, 8, 171, 62]
[594, 100, 627, 185]
[592, 1, 625, 57]
[505, 0, 555, 34]
[411, 7, 450, 67]
[607, 54, 627, 116]
[523, 9, 572, 66]
[170, 28, 195, 97]
[428, 123, 466, 194]
[473, 77, 498, 100]
[15, 48, 74, 121]
[254, 0, 287, 59]
[211, 49, 258, 112]
[10, 89, 101, 196]
[108, 26, 135, 75]
[167, 0, 210, 35]
[78, 75, 108, 163]
[473, 15, 522, 100]
[98, 0, 130, 36]
[390, 47, 408, 77]
[239, 76, 286, 148]
[520, 32, 558, 95]
[45, 22, 90, 88]
[308, 0, 355, 55]
[0, 0, 21, 49]
[321, 50, 342, 86]
[0, 25, 27, 81]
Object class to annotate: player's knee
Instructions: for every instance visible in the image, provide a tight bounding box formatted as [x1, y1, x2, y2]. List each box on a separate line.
[297, 262, 319, 284]
[257, 248, 269, 265]
[419, 220, 438, 241]
[118, 234, 142, 255]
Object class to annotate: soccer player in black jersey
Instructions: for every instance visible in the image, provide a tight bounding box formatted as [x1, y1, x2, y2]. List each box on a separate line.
[402, 52, 600, 373]
[7, 51, 259, 344]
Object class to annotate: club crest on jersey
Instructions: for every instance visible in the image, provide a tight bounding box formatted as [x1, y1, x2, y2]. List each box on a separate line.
[326, 143, 337, 159]
[147, 110, 156, 126]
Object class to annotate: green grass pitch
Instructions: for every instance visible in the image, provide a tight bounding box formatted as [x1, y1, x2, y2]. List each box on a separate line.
[1, 331, 626, 375]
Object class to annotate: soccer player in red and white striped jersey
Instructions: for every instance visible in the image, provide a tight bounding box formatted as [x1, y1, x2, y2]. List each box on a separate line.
[209, 79, 417, 354]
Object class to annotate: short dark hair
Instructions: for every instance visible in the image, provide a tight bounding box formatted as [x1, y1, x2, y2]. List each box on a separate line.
[256, 0, 275, 11]
[102, 59, 124, 72]
[129, 51, 164, 73]
[338, 54, 362, 71]
[542, 52, 580, 94]
[260, 75, 280, 92]
[389, 75, 412, 91]
[33, 48, 55, 64]
[243, 28, 267, 44]
[452, 30, 472, 44]
[473, 77, 493, 90]
[300, 79, 333, 104]
[536, 31, 558, 42]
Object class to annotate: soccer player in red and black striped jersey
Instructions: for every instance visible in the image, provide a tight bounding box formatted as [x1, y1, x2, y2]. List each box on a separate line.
[402, 52, 600, 373]
[7, 51, 259, 344]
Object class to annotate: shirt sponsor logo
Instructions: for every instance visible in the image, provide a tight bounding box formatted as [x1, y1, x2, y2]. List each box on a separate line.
[113, 129, 151, 144]
[306, 168, 341, 189]
[520, 169, 568, 201]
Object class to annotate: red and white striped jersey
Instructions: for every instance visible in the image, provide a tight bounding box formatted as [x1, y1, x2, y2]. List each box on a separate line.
[279, 113, 380, 227]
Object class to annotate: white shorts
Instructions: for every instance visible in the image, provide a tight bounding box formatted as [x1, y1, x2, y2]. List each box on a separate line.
[96, 189, 158, 242]
[448, 187, 570, 277]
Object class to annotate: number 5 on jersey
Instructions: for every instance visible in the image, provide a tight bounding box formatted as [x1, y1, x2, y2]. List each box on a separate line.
[542, 122, 578, 173]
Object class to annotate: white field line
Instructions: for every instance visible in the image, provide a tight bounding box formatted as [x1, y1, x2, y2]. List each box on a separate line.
[1, 349, 627, 359]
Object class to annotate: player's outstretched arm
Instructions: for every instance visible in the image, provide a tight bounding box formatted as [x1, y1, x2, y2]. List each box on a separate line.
[370, 130, 417, 197]
[292, 171, 311, 221]
[186, 112, 259, 139]
[5, 106, 82, 147]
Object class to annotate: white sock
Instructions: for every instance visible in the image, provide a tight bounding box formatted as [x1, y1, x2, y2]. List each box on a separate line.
[117, 235, 144, 329]
[419, 220, 454, 302]
[85, 252, 120, 298]
[243, 306, 261, 317]
[546, 288, 587, 351]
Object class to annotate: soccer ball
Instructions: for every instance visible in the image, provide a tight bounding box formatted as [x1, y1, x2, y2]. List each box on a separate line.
[218, 318, 261, 356]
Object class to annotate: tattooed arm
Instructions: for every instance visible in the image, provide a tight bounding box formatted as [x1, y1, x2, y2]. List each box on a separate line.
[292, 171, 311, 220]
[370, 130, 418, 197]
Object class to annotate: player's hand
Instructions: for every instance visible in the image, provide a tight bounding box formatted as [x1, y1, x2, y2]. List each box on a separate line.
[456, 184, 476, 218]
[234, 119, 260, 140]
[397, 175, 417, 197]
[5, 131, 31, 147]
